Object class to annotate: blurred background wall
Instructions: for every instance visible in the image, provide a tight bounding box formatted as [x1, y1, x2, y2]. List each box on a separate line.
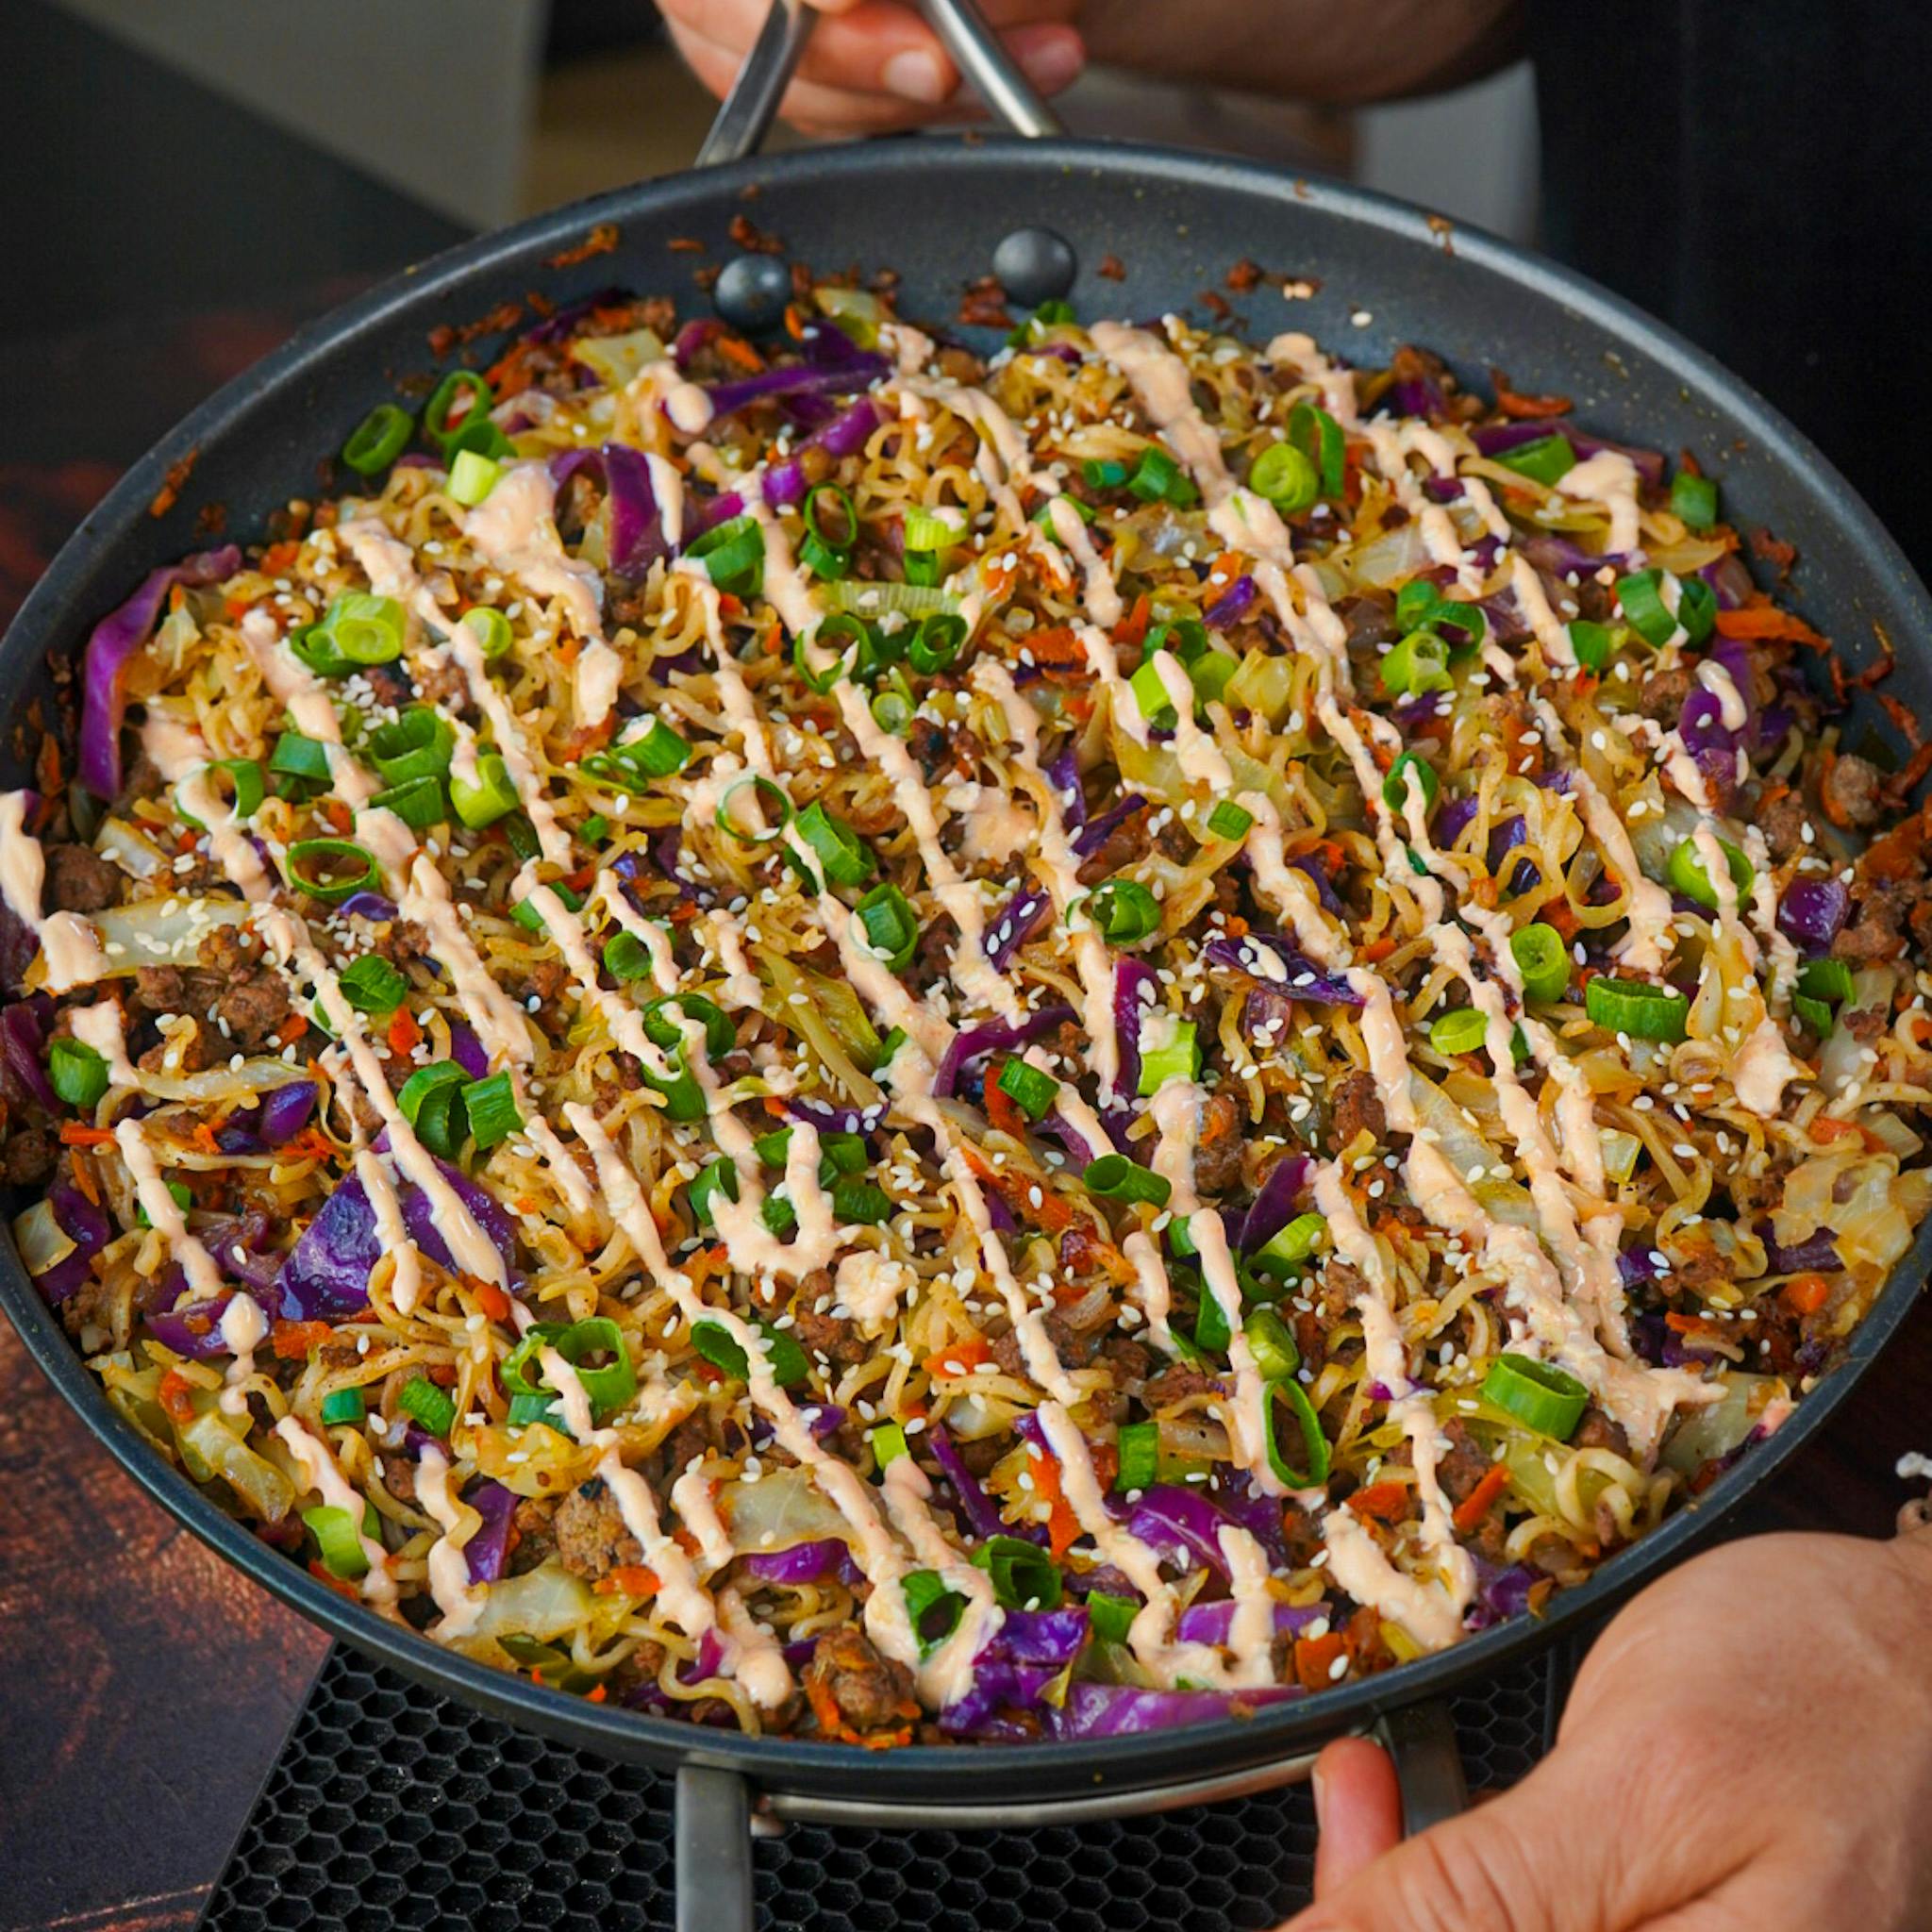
[52, 0, 1539, 239]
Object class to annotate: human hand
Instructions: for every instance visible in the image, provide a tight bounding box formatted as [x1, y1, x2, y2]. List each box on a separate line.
[1285, 1529, 1932, 1931]
[661, 0, 1085, 137]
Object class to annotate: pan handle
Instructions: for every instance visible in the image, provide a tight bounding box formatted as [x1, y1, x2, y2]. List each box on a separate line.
[676, 1764, 757, 1932]
[694, 0, 1062, 168]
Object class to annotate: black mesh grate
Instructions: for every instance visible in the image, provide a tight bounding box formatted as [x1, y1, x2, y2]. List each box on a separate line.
[198, 1643, 1572, 1931]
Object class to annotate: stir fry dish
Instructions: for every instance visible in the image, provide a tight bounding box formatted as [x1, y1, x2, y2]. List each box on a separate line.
[5, 279, 1929, 1745]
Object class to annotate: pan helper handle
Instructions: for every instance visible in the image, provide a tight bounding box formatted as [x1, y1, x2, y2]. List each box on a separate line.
[694, 0, 1063, 167]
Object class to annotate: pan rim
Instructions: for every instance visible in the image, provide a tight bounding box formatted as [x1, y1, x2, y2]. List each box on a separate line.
[3, 132, 1928, 1796]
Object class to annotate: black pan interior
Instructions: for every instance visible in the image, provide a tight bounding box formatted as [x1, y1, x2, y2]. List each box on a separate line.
[2, 135, 1927, 1803]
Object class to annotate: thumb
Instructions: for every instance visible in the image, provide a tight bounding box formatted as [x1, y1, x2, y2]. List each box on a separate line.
[1279, 1742, 1686, 1932]
[1310, 1739, 1404, 1897]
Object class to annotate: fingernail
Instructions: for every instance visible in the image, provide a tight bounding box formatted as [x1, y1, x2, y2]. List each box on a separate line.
[1311, 1762, 1330, 1831]
[1020, 35, 1084, 93]
[882, 49, 950, 105]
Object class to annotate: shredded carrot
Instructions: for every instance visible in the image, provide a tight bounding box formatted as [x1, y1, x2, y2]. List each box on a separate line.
[59, 1123, 117, 1147]
[261, 540, 303, 574]
[158, 1369, 198, 1424]
[982, 1059, 1027, 1139]
[716, 334, 764, 374]
[1112, 592, 1153, 648]
[275, 1011, 309, 1048]
[1026, 1443, 1081, 1557]
[473, 1281, 513, 1324]
[1541, 899, 1581, 941]
[1784, 1274, 1831, 1316]
[70, 1155, 99, 1206]
[806, 1675, 850, 1740]
[586, 1683, 608, 1703]
[1451, 1461, 1511, 1534]
[273, 1319, 332, 1359]
[387, 1008, 422, 1056]
[593, 1565, 661, 1598]
[1713, 603, 1829, 649]
[1349, 1480, 1409, 1522]
[1292, 1631, 1349, 1692]
[224, 595, 253, 622]
[1809, 1114, 1864, 1144]
[925, 1336, 991, 1378]
[1357, 935, 1398, 964]
[308, 1560, 364, 1603]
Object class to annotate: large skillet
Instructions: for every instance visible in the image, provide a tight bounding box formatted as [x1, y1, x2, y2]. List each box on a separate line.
[2, 13, 1929, 1926]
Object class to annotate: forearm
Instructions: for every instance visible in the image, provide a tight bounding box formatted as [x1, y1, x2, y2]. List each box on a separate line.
[1077, 0, 1524, 105]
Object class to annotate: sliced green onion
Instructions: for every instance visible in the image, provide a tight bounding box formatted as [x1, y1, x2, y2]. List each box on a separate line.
[371, 774, 447, 831]
[1434, 600, 1488, 647]
[1193, 1277, 1232, 1354]
[760, 1191, 798, 1238]
[794, 799, 875, 889]
[462, 1071, 523, 1150]
[1510, 924, 1571, 1005]
[341, 403, 413, 475]
[580, 813, 609, 846]
[995, 1058, 1058, 1122]
[714, 774, 791, 845]
[322, 592, 407, 666]
[397, 1375, 457, 1439]
[903, 507, 964, 552]
[1667, 835, 1753, 910]
[1244, 1307, 1301, 1382]
[1797, 957, 1855, 1004]
[690, 1318, 809, 1389]
[448, 448, 503, 508]
[339, 954, 408, 1015]
[506, 1392, 562, 1431]
[271, 732, 332, 791]
[831, 1178, 892, 1225]
[1129, 654, 1177, 726]
[1167, 1214, 1198, 1259]
[855, 881, 919, 971]
[1127, 446, 1185, 505]
[639, 991, 732, 1062]
[443, 414, 514, 462]
[1114, 1421, 1159, 1492]
[461, 606, 515, 661]
[1616, 570, 1679, 649]
[1082, 1155, 1172, 1208]
[1430, 1008, 1490, 1057]
[1394, 579, 1441, 631]
[804, 482, 858, 556]
[48, 1038, 108, 1109]
[874, 1025, 908, 1073]
[1082, 458, 1130, 491]
[1288, 402, 1346, 497]
[799, 532, 850, 581]
[1568, 619, 1614, 674]
[1086, 877, 1161, 944]
[1794, 994, 1835, 1037]
[1262, 1378, 1330, 1488]
[1254, 1212, 1326, 1279]
[450, 752, 520, 829]
[502, 812, 541, 865]
[398, 1061, 469, 1158]
[1249, 440, 1320, 512]
[793, 612, 866, 693]
[175, 758, 264, 829]
[1492, 433, 1576, 487]
[554, 1316, 636, 1418]
[755, 1127, 869, 1178]
[903, 551, 942, 588]
[870, 689, 912, 734]
[289, 624, 351, 678]
[1034, 493, 1096, 543]
[687, 515, 764, 598]
[1136, 1019, 1200, 1096]
[1676, 576, 1717, 645]
[1585, 975, 1690, 1041]
[823, 579, 960, 622]
[369, 708, 456, 786]
[303, 1503, 371, 1579]
[1089, 1592, 1140, 1643]
[603, 932, 652, 983]
[1481, 1352, 1589, 1439]
[319, 1388, 368, 1427]
[908, 612, 967, 676]
[973, 1535, 1063, 1611]
[902, 1569, 967, 1657]
[586, 717, 693, 788]
[1207, 800, 1254, 841]
[287, 838, 378, 903]
[512, 879, 582, 934]
[689, 1158, 738, 1229]
[136, 1177, 193, 1228]
[424, 370, 493, 450]
[1671, 471, 1719, 532]
[871, 1421, 908, 1467]
[1379, 630, 1453, 698]
[1381, 753, 1439, 816]
[1190, 649, 1239, 707]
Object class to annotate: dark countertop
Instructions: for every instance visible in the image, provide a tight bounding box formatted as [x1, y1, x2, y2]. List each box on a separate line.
[1, 8, 1927, 1929]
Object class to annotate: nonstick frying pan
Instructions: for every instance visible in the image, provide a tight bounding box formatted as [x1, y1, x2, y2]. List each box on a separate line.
[2, 8, 1929, 1927]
